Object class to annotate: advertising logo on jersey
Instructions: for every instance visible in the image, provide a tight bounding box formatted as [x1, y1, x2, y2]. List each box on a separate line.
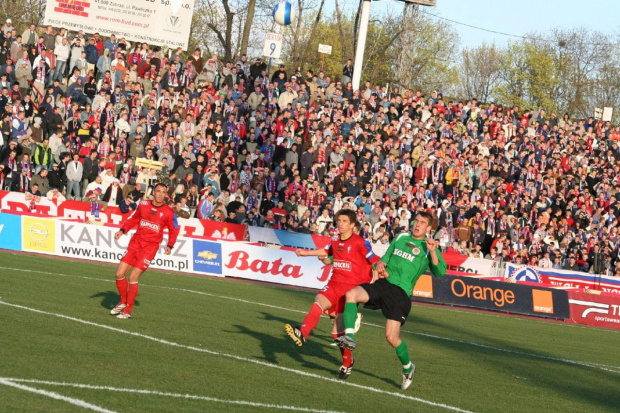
[140, 219, 161, 232]
[0, 213, 22, 252]
[22, 217, 56, 254]
[394, 248, 415, 262]
[193, 240, 222, 275]
[332, 260, 352, 271]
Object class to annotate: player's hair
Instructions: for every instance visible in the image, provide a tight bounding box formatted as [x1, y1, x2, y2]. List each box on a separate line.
[154, 182, 168, 191]
[335, 209, 357, 225]
[416, 211, 434, 226]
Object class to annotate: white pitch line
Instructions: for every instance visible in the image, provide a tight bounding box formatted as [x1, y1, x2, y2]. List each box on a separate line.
[0, 300, 472, 413]
[0, 378, 344, 413]
[2, 266, 620, 373]
[0, 378, 115, 413]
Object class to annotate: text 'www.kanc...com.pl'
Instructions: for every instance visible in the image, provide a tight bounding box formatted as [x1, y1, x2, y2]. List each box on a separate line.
[59, 246, 189, 271]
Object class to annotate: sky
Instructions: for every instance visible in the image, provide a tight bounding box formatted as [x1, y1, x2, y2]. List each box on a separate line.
[370, 0, 619, 49]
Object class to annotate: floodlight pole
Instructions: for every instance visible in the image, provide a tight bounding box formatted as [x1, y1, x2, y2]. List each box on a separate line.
[351, 0, 371, 91]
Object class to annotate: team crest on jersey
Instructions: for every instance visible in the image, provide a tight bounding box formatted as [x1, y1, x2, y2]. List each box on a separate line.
[347, 246, 351, 253]
[159, 212, 164, 218]
[412, 247, 421, 256]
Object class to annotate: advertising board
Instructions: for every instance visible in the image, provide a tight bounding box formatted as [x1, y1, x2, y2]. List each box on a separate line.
[413, 275, 570, 319]
[44, 0, 196, 49]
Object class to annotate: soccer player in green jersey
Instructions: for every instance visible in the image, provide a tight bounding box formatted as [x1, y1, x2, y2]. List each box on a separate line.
[335, 211, 447, 390]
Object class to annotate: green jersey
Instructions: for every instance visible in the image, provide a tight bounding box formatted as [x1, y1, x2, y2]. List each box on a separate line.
[380, 232, 447, 294]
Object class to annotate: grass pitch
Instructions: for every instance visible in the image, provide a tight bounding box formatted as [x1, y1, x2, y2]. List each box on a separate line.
[0, 251, 618, 412]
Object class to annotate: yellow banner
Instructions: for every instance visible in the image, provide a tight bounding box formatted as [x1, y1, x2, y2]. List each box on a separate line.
[135, 158, 163, 171]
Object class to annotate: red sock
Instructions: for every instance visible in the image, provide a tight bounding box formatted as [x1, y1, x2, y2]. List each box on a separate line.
[300, 302, 323, 338]
[116, 277, 128, 304]
[125, 282, 139, 313]
[340, 347, 353, 367]
[333, 332, 353, 367]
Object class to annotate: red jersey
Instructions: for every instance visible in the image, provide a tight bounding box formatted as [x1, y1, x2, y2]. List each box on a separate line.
[325, 233, 380, 285]
[121, 200, 180, 248]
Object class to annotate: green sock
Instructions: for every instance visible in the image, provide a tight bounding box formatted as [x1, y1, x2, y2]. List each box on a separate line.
[395, 341, 413, 373]
[343, 303, 358, 338]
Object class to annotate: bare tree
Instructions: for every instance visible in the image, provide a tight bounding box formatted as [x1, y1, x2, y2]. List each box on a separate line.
[459, 43, 502, 102]
[393, 6, 459, 92]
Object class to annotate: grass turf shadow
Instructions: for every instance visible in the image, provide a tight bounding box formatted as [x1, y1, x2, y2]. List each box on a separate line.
[90, 290, 139, 310]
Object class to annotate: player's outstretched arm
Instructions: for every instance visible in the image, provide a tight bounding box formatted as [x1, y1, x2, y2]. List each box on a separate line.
[296, 248, 328, 257]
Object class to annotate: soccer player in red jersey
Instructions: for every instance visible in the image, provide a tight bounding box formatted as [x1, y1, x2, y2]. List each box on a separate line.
[285, 209, 380, 379]
[110, 183, 180, 319]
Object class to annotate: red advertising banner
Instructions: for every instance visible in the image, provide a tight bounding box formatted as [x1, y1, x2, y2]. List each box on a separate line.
[568, 291, 620, 330]
[0, 191, 245, 241]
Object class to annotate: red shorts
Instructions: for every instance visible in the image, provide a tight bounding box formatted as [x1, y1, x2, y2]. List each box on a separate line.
[120, 238, 159, 271]
[319, 281, 357, 316]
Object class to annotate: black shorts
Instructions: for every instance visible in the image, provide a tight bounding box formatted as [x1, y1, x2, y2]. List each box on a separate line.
[361, 279, 412, 325]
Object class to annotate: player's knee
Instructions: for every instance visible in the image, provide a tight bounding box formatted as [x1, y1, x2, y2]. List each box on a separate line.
[385, 332, 400, 347]
[115, 269, 125, 279]
[345, 289, 359, 302]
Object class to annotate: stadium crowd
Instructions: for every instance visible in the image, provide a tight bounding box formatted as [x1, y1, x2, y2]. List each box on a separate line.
[0, 20, 619, 276]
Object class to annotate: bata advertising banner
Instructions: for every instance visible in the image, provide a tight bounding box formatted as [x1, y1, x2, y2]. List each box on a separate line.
[505, 263, 620, 295]
[568, 292, 620, 330]
[412, 275, 571, 319]
[56, 221, 194, 274]
[44, 0, 196, 49]
[207, 243, 330, 289]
